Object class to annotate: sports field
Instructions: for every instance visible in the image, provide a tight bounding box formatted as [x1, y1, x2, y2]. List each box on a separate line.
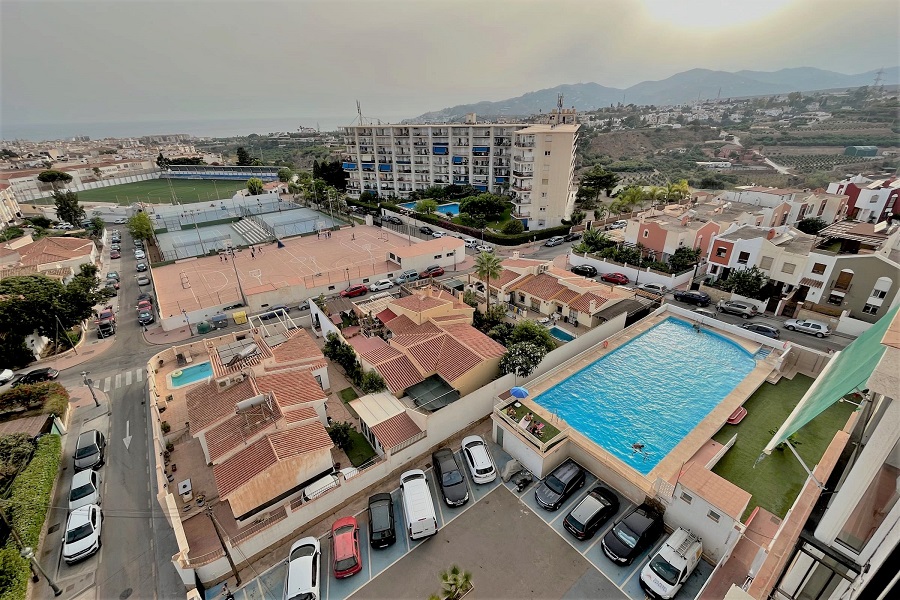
[76, 178, 248, 205]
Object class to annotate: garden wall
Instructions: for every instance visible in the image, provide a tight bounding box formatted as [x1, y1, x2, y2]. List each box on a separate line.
[569, 251, 695, 289]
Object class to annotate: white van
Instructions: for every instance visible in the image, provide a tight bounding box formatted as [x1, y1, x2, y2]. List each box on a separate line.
[640, 527, 702, 599]
[301, 473, 339, 502]
[400, 469, 438, 540]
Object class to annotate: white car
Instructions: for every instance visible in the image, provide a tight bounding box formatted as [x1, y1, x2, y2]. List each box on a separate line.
[62, 504, 102, 564]
[476, 244, 493, 253]
[284, 537, 320, 600]
[0, 369, 13, 385]
[461, 435, 497, 484]
[114, 218, 128, 224]
[784, 318, 831, 338]
[134, 250, 146, 259]
[606, 220, 628, 230]
[368, 279, 394, 292]
[463, 238, 479, 248]
[69, 469, 101, 511]
[432, 231, 445, 238]
[56, 223, 74, 230]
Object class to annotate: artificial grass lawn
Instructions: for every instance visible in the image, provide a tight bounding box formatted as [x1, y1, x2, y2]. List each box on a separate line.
[338, 387, 359, 403]
[345, 429, 377, 467]
[75, 179, 247, 205]
[712, 374, 856, 521]
[503, 401, 561, 441]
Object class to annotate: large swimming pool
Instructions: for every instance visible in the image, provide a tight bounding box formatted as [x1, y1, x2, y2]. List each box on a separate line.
[534, 318, 756, 474]
[398, 201, 460, 216]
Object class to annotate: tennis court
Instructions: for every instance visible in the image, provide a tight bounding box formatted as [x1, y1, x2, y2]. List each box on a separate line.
[75, 178, 247, 205]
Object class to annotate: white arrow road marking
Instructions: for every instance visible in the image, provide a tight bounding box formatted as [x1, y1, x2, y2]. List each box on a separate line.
[123, 420, 132, 450]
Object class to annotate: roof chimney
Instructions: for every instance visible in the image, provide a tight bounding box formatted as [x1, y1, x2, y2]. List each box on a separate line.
[767, 229, 777, 240]
[589, 299, 597, 314]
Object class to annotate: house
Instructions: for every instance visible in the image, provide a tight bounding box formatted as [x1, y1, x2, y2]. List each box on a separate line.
[348, 391, 425, 457]
[718, 187, 849, 227]
[0, 235, 97, 272]
[826, 175, 900, 224]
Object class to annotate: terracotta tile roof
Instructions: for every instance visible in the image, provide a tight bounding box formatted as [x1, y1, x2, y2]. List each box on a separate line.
[553, 288, 581, 304]
[473, 268, 522, 289]
[283, 406, 319, 423]
[348, 334, 389, 355]
[568, 292, 610, 314]
[270, 329, 323, 364]
[370, 412, 423, 451]
[799, 277, 824, 289]
[205, 402, 283, 463]
[512, 273, 567, 302]
[390, 294, 448, 312]
[254, 371, 326, 410]
[375, 354, 424, 394]
[434, 337, 483, 381]
[16, 237, 95, 267]
[0, 265, 70, 280]
[678, 462, 751, 520]
[438, 323, 506, 358]
[405, 334, 446, 373]
[186, 379, 256, 432]
[384, 314, 419, 334]
[375, 308, 397, 323]
[361, 344, 403, 365]
[213, 422, 332, 498]
[430, 314, 468, 323]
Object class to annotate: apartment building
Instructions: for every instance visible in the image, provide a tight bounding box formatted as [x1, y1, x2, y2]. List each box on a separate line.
[342, 110, 580, 230]
[719, 187, 849, 226]
[827, 174, 900, 224]
[0, 184, 21, 229]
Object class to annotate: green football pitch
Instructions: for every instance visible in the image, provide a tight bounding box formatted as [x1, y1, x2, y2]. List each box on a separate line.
[75, 179, 248, 205]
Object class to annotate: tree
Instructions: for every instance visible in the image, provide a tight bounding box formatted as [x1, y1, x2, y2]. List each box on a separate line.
[500, 342, 549, 378]
[666, 179, 690, 203]
[580, 166, 619, 200]
[156, 152, 169, 170]
[236, 147, 252, 166]
[459, 193, 508, 221]
[415, 199, 439, 214]
[616, 186, 646, 214]
[52, 190, 85, 226]
[724, 265, 768, 299]
[593, 205, 609, 223]
[438, 565, 473, 600]
[668, 246, 701, 273]
[474, 252, 503, 312]
[508, 320, 556, 354]
[360, 370, 386, 394]
[359, 190, 378, 204]
[313, 159, 348, 191]
[246, 177, 264, 196]
[796, 217, 827, 235]
[462, 289, 478, 307]
[37, 170, 72, 190]
[127, 212, 154, 241]
[277, 167, 294, 183]
[90, 217, 105, 234]
[568, 209, 586, 225]
[501, 219, 524, 234]
[326, 421, 354, 451]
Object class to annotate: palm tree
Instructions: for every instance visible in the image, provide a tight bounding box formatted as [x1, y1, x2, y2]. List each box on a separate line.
[593, 204, 609, 225]
[647, 186, 666, 209]
[667, 179, 690, 204]
[439, 565, 473, 600]
[475, 251, 503, 312]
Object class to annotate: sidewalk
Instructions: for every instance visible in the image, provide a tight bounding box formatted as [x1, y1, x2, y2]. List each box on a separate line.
[36, 335, 117, 373]
[142, 323, 193, 345]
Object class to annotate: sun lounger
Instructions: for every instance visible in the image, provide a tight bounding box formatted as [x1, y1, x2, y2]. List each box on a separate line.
[727, 406, 747, 425]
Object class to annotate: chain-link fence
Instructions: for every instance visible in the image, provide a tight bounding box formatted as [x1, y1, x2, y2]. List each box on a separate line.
[158, 234, 234, 262]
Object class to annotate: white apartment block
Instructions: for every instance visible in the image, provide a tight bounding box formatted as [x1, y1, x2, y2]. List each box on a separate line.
[342, 111, 579, 230]
[0, 184, 21, 229]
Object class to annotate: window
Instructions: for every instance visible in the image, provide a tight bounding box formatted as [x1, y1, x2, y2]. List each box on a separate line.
[760, 256, 774, 269]
[643, 230, 649, 238]
[541, 192, 547, 198]
[707, 510, 721, 523]
[817, 202, 826, 216]
[434, 254, 442, 259]
[544, 150, 551, 156]
[542, 178, 549, 185]
[782, 263, 796, 274]
[869, 194, 879, 204]
[738, 251, 750, 265]
[827, 293, 843, 306]
[680, 492, 693, 504]
[862, 303, 879, 314]
[812, 263, 826, 275]
[716, 246, 727, 257]
[539, 207, 546, 211]
[780, 212, 789, 226]
[544, 135, 552, 142]
[710, 265, 719, 274]
[871, 289, 887, 299]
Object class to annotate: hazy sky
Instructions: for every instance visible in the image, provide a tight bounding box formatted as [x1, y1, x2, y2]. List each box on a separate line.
[2, 0, 898, 131]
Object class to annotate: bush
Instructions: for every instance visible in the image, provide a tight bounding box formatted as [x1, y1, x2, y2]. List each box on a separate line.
[326, 421, 354, 451]
[501, 220, 524, 234]
[0, 434, 35, 486]
[360, 371, 387, 394]
[0, 382, 69, 419]
[0, 547, 28, 600]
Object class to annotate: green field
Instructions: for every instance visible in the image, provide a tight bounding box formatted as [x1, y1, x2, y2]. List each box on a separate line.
[75, 179, 248, 205]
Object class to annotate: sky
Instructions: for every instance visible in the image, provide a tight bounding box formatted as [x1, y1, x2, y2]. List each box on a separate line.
[1, 0, 898, 137]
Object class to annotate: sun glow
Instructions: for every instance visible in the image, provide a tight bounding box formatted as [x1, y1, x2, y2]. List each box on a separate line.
[641, 0, 793, 29]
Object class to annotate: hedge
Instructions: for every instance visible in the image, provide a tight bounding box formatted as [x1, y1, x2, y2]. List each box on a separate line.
[0, 382, 69, 421]
[0, 435, 61, 600]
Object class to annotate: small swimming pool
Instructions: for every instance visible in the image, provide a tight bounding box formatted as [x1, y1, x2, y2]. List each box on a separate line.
[549, 326, 575, 342]
[168, 361, 213, 389]
[534, 318, 756, 474]
[398, 201, 461, 216]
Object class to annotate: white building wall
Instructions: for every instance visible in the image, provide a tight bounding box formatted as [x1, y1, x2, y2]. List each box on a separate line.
[665, 482, 744, 562]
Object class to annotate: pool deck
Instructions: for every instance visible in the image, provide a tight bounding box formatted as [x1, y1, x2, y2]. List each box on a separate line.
[518, 314, 778, 494]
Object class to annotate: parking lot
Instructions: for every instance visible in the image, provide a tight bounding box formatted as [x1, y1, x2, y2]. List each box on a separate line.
[210, 442, 713, 600]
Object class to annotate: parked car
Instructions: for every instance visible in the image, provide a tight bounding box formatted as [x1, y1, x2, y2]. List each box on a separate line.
[137, 275, 151, 286]
[134, 250, 146, 260]
[367, 493, 397, 549]
[384, 215, 403, 225]
[741, 322, 780, 339]
[420, 265, 445, 278]
[340, 284, 368, 298]
[717, 300, 758, 319]
[600, 272, 629, 285]
[563, 486, 620, 540]
[105, 279, 120, 290]
[637, 283, 669, 295]
[109, 250, 121, 259]
[62, 504, 102, 564]
[534, 459, 586, 511]
[95, 308, 115, 323]
[56, 223, 73, 230]
[74, 430, 106, 472]
[570, 264, 598, 278]
[106, 271, 120, 281]
[419, 226, 434, 235]
[564, 232, 582, 242]
[475, 244, 493, 253]
[69, 469, 101, 511]
[606, 220, 628, 230]
[259, 305, 289, 320]
[97, 319, 116, 339]
[0, 369, 13, 385]
[463, 238, 479, 248]
[601, 503, 664, 565]
[135, 262, 148, 272]
[693, 308, 717, 319]
[134, 240, 144, 248]
[368, 279, 394, 292]
[138, 310, 154, 325]
[331, 516, 362, 578]
[393, 270, 420, 285]
[10, 367, 59, 387]
[544, 236, 565, 247]
[137, 293, 153, 304]
[461, 435, 496, 484]
[672, 290, 711, 306]
[114, 217, 127, 224]
[104, 283, 118, 296]
[432, 447, 469, 507]
[284, 537, 320, 600]
[110, 243, 121, 251]
[432, 231, 445, 238]
[399, 469, 438, 539]
[640, 528, 703, 600]
[784, 318, 831, 338]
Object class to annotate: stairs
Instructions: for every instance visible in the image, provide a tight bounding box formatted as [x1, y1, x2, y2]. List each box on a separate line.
[231, 218, 272, 244]
[754, 348, 772, 360]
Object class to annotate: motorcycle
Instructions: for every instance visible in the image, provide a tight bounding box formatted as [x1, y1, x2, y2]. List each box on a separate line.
[514, 470, 533, 492]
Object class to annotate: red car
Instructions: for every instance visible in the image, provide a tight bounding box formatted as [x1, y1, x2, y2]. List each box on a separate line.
[331, 516, 362, 578]
[600, 272, 629, 285]
[110, 251, 121, 259]
[340, 284, 368, 298]
[137, 300, 152, 312]
[419, 265, 445, 278]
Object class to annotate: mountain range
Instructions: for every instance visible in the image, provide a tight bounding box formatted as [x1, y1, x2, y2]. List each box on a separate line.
[412, 66, 899, 121]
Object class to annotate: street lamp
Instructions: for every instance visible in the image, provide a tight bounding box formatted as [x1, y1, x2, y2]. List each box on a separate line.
[81, 371, 100, 408]
[20, 547, 61, 596]
[182, 309, 193, 335]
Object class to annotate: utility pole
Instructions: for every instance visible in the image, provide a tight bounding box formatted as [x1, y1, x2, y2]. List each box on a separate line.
[206, 504, 241, 585]
[81, 371, 100, 407]
[0, 506, 62, 596]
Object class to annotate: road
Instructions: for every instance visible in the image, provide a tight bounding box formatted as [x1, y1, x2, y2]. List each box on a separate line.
[40, 227, 185, 600]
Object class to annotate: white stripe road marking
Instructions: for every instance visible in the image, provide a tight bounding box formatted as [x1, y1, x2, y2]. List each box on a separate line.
[102, 377, 111, 392]
[136, 369, 143, 382]
[115, 374, 122, 388]
[126, 371, 132, 386]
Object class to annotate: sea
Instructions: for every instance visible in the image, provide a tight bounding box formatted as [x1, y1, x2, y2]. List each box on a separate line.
[1, 114, 413, 142]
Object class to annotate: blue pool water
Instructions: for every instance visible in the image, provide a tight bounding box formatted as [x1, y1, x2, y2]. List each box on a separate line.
[549, 326, 575, 342]
[170, 361, 213, 388]
[398, 201, 461, 216]
[534, 318, 756, 474]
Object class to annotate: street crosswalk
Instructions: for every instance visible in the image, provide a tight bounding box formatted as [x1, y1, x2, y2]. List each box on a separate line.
[99, 368, 144, 392]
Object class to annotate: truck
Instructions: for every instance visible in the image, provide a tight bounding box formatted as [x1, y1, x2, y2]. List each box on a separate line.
[640, 527, 702, 599]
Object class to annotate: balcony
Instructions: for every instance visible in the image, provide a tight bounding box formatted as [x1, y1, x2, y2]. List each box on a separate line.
[513, 155, 534, 163]
[514, 140, 536, 148]
[512, 198, 531, 205]
[512, 170, 533, 178]
[512, 184, 532, 192]
[453, 178, 469, 185]
[512, 211, 531, 218]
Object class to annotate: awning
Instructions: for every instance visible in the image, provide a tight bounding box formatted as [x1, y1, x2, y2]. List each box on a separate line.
[473, 146, 489, 152]
[342, 162, 357, 170]
[378, 164, 392, 172]
[452, 157, 465, 165]
[433, 147, 449, 155]
[764, 304, 898, 454]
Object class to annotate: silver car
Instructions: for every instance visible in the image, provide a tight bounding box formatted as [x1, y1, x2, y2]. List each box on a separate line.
[784, 318, 831, 338]
[69, 469, 101, 511]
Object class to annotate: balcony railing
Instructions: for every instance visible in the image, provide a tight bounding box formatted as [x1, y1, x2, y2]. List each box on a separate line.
[512, 170, 533, 178]
[515, 141, 536, 148]
[512, 184, 532, 192]
[514, 155, 534, 163]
